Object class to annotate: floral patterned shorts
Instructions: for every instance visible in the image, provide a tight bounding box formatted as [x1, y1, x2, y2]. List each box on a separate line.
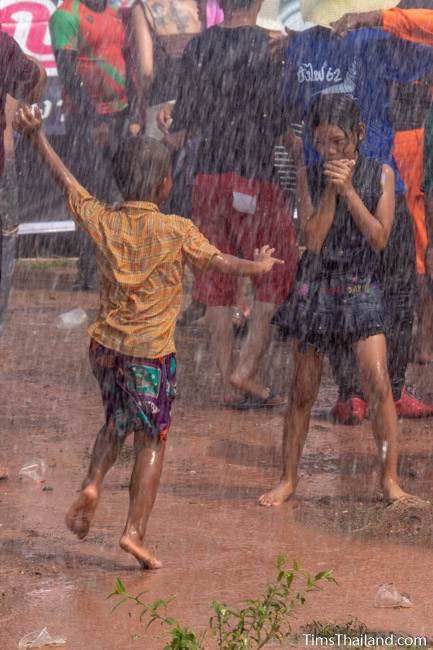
[89, 339, 177, 441]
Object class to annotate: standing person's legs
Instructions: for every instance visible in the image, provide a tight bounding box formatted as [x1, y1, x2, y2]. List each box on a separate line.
[230, 179, 298, 402]
[192, 173, 240, 402]
[205, 305, 236, 401]
[66, 119, 100, 289]
[382, 196, 433, 414]
[259, 342, 323, 506]
[354, 334, 409, 501]
[330, 195, 429, 420]
[0, 159, 18, 335]
[394, 129, 433, 363]
[328, 344, 366, 424]
[67, 113, 124, 290]
[230, 301, 277, 401]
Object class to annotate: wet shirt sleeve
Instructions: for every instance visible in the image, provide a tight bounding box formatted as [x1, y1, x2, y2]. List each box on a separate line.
[382, 8, 433, 47]
[50, 7, 80, 52]
[181, 222, 220, 271]
[67, 186, 106, 247]
[1, 33, 40, 101]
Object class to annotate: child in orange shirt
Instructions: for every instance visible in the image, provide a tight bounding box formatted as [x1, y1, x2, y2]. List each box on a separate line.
[14, 105, 283, 569]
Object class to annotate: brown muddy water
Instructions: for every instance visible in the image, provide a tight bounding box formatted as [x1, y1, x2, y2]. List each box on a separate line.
[1, 260, 433, 649]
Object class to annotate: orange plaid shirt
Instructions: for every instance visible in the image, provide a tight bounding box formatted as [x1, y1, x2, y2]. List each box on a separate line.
[67, 186, 220, 358]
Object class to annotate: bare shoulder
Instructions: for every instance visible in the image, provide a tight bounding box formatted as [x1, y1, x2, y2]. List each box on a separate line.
[146, 0, 201, 34]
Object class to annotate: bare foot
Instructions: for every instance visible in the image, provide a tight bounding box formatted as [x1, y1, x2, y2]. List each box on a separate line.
[119, 534, 162, 570]
[382, 477, 411, 503]
[0, 467, 8, 480]
[222, 385, 245, 406]
[65, 484, 99, 539]
[258, 481, 295, 507]
[230, 372, 269, 401]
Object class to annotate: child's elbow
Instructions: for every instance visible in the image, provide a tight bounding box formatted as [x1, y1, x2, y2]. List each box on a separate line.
[302, 229, 321, 255]
[371, 232, 390, 253]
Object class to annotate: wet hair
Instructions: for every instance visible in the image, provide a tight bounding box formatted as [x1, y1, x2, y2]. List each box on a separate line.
[112, 136, 171, 201]
[219, 0, 258, 13]
[305, 93, 363, 142]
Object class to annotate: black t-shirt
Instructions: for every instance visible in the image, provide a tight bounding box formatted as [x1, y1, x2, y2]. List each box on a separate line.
[171, 25, 289, 180]
[306, 155, 384, 277]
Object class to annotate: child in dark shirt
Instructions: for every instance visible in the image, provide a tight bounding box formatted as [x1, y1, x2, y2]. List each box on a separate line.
[260, 94, 411, 507]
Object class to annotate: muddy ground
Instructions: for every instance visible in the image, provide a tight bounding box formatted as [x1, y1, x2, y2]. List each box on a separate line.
[2, 260, 433, 649]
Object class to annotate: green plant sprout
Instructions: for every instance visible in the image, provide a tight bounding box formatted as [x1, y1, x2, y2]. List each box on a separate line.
[108, 555, 336, 649]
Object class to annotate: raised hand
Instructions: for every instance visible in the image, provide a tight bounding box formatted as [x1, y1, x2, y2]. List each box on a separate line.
[324, 159, 356, 196]
[253, 244, 284, 273]
[157, 103, 173, 135]
[13, 104, 42, 136]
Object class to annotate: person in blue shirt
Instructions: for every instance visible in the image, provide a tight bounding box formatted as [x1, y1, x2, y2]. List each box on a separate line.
[275, 25, 433, 422]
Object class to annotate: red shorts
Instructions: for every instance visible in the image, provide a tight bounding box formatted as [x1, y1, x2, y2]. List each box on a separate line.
[191, 173, 298, 306]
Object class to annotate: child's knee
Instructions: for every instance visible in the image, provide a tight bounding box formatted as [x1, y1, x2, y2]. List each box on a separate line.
[363, 367, 391, 406]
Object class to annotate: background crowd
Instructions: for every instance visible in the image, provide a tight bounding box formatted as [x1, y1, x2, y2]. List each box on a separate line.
[3, 0, 433, 426]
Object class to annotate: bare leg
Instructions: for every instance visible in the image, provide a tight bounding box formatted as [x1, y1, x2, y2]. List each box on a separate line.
[230, 301, 277, 400]
[119, 431, 166, 570]
[66, 423, 124, 539]
[414, 275, 433, 363]
[354, 334, 411, 502]
[205, 305, 240, 403]
[259, 342, 323, 506]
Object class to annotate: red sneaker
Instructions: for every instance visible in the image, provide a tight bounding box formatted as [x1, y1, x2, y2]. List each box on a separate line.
[395, 386, 433, 418]
[331, 397, 368, 425]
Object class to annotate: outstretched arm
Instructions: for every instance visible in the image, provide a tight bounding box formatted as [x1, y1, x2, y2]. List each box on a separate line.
[24, 57, 47, 103]
[14, 105, 84, 196]
[332, 8, 433, 47]
[210, 246, 284, 277]
[331, 11, 381, 37]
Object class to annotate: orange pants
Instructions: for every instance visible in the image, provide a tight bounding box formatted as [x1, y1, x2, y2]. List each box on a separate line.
[393, 128, 427, 274]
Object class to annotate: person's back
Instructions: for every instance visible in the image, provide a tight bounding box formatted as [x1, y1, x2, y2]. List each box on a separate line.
[68, 187, 218, 357]
[171, 23, 287, 180]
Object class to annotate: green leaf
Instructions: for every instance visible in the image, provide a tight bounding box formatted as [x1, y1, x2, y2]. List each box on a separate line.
[115, 578, 126, 594]
[314, 569, 333, 581]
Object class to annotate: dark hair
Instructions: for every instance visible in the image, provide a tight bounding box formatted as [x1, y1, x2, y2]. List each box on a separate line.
[218, 0, 258, 13]
[112, 136, 171, 201]
[305, 93, 362, 140]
